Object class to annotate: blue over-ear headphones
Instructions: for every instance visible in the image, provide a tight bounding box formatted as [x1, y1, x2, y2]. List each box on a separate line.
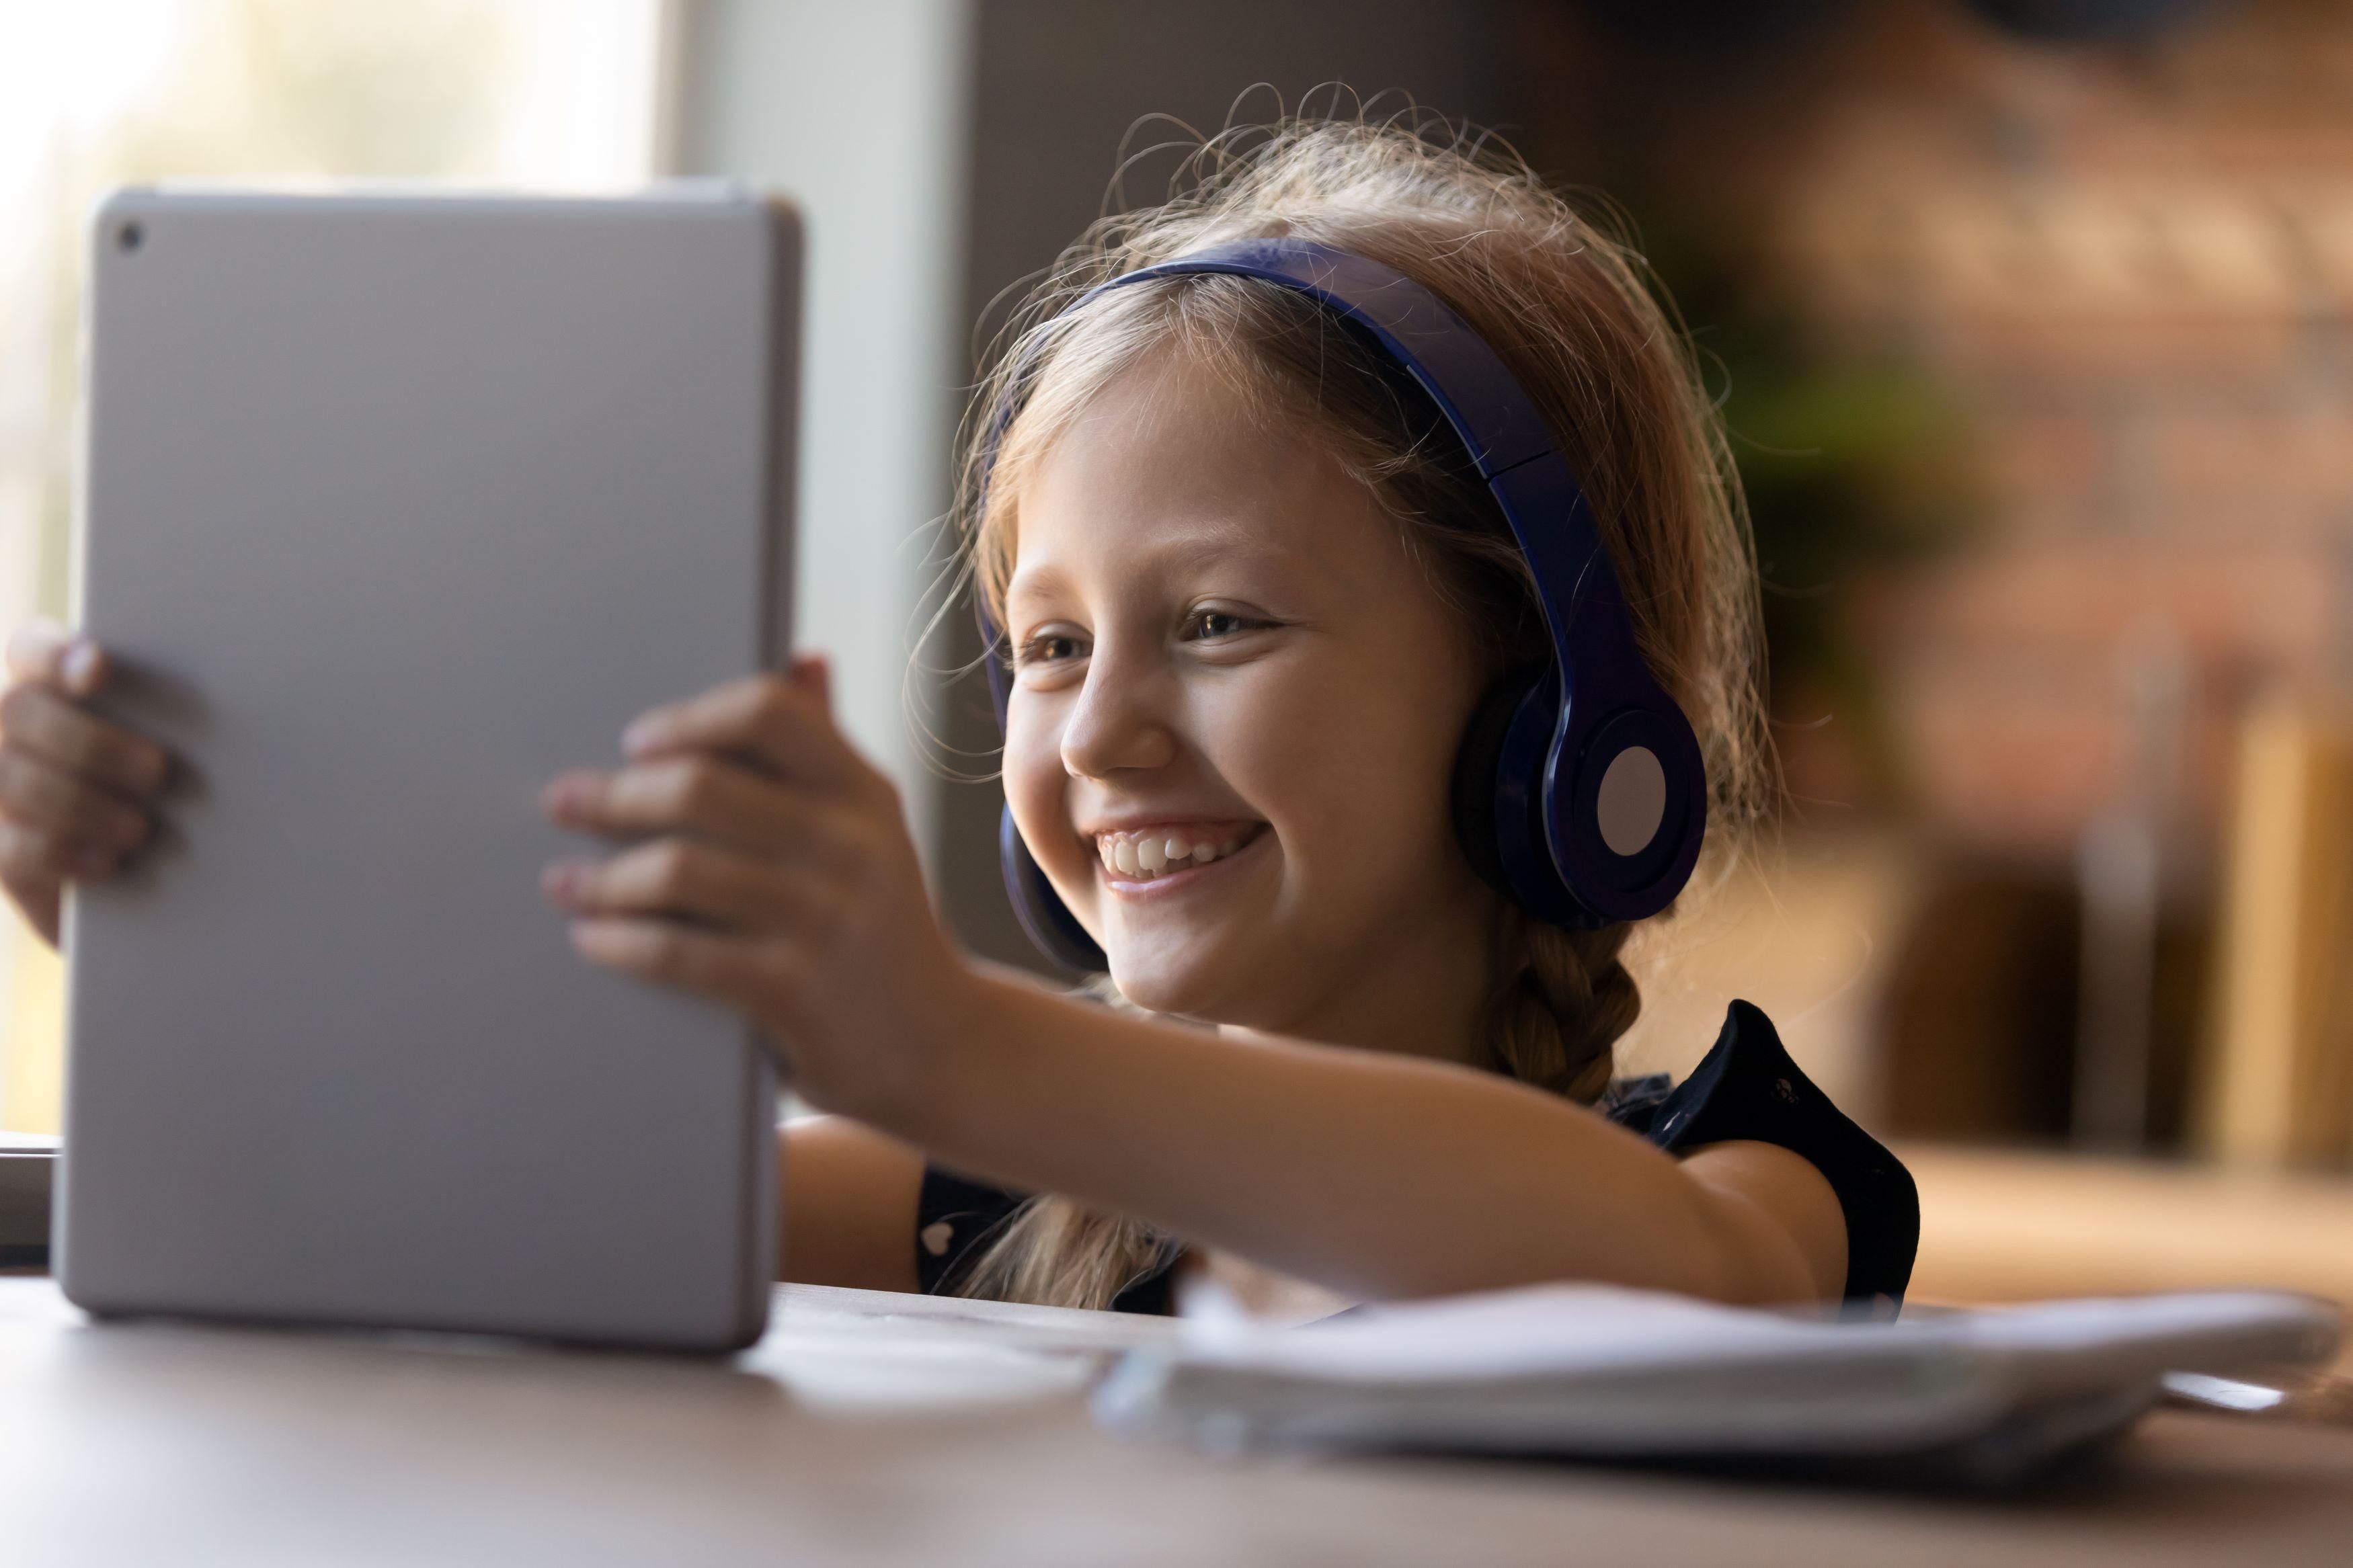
[981, 237, 1706, 972]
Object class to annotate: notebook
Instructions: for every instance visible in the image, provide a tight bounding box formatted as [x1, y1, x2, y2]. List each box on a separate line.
[1092, 1283, 2343, 1487]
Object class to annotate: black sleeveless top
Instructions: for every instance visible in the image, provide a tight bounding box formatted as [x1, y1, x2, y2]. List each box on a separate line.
[915, 999, 1919, 1315]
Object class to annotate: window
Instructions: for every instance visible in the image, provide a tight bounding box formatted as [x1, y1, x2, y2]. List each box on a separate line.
[0, 0, 671, 1132]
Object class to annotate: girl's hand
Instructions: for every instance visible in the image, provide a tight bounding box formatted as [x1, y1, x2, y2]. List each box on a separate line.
[0, 620, 173, 947]
[539, 654, 975, 1120]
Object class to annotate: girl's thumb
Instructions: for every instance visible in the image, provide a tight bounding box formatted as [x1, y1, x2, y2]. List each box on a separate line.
[789, 652, 832, 710]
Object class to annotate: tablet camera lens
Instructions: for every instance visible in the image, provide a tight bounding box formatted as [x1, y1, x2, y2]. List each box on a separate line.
[116, 221, 143, 254]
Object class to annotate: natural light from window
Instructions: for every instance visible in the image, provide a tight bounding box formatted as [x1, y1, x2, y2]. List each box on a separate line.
[0, 0, 670, 1132]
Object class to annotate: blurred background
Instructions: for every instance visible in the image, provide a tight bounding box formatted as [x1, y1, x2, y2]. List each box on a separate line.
[5, 0, 2351, 1312]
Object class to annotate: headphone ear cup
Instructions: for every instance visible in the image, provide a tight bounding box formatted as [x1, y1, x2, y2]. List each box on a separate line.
[1451, 667, 1546, 899]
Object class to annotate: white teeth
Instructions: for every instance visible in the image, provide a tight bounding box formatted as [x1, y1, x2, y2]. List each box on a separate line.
[1097, 827, 1248, 879]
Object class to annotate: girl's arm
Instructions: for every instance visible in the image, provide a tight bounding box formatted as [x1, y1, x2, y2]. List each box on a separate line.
[543, 663, 1848, 1308]
[774, 1118, 924, 1292]
[770, 1009, 1843, 1304]
[900, 964, 1847, 1305]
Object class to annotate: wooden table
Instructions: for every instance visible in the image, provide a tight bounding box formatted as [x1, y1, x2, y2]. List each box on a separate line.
[3, 1278, 2350, 1566]
[1905, 1145, 2353, 1303]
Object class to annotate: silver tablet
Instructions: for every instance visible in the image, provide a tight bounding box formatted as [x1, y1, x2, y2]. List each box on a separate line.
[57, 187, 797, 1351]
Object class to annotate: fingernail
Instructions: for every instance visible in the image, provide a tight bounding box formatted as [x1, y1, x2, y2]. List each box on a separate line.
[62, 641, 98, 691]
[541, 862, 585, 903]
[621, 718, 664, 756]
[542, 776, 592, 817]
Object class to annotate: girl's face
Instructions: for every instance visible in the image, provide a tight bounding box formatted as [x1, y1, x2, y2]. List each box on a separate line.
[1002, 349, 1499, 1038]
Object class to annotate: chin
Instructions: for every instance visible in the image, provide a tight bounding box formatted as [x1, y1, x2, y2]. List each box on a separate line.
[1101, 928, 1257, 1019]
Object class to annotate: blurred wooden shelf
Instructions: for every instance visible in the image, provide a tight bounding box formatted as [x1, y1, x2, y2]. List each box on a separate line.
[1904, 1143, 2353, 1337]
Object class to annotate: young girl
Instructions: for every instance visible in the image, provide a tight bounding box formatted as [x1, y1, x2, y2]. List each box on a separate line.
[0, 120, 1914, 1318]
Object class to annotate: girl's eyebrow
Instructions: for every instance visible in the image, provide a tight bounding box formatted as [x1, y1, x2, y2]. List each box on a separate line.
[1008, 522, 1304, 617]
[1004, 563, 1076, 622]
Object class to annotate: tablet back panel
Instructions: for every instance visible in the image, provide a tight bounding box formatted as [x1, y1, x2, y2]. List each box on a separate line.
[58, 189, 795, 1350]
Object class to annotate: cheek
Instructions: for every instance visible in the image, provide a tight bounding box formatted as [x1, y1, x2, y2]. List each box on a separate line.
[1002, 700, 1089, 884]
[1206, 653, 1469, 882]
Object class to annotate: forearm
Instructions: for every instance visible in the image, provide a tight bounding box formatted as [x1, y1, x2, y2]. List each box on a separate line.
[774, 1117, 924, 1292]
[885, 966, 1823, 1305]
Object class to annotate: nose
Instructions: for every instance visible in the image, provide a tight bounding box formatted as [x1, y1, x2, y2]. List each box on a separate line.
[1058, 634, 1178, 781]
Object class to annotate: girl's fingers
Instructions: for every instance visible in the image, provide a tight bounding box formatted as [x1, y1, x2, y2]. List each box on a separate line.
[541, 753, 834, 860]
[0, 815, 107, 889]
[787, 651, 832, 706]
[4, 621, 106, 698]
[543, 838, 817, 932]
[619, 671, 865, 794]
[567, 917, 776, 1013]
[0, 682, 171, 798]
[0, 820, 66, 944]
[0, 751, 150, 861]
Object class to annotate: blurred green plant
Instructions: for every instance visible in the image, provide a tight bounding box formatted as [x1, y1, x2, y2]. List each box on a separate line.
[1654, 224, 1985, 812]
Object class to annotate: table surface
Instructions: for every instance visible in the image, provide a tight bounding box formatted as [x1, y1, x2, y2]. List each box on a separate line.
[3, 1277, 2351, 1567]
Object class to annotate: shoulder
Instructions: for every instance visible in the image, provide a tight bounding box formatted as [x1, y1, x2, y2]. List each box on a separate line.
[914, 1163, 1030, 1296]
[914, 1164, 1181, 1313]
[1605, 1001, 1920, 1309]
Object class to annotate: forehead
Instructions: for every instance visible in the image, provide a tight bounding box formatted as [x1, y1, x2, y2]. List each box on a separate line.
[1004, 351, 1389, 602]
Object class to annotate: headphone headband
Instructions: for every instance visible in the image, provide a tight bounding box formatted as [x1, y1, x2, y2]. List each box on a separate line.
[980, 239, 1706, 972]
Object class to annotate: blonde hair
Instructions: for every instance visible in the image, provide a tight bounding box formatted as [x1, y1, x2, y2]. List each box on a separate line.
[951, 114, 1767, 1311]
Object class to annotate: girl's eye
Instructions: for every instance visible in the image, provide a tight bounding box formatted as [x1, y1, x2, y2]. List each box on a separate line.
[1016, 631, 1086, 667]
[1185, 608, 1265, 642]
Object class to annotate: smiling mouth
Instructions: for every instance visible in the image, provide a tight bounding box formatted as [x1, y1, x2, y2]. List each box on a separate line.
[1092, 823, 1267, 885]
